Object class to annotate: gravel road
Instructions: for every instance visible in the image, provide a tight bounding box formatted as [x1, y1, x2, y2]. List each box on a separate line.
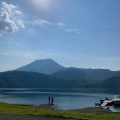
[0, 113, 79, 120]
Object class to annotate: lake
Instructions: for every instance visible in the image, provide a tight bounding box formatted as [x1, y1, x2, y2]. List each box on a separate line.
[0, 88, 120, 112]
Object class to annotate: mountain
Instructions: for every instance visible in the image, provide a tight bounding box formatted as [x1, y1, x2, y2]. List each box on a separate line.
[15, 59, 120, 80]
[52, 67, 120, 80]
[16, 59, 65, 74]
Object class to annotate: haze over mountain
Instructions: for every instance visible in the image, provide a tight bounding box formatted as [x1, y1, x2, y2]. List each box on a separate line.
[16, 59, 65, 74]
[16, 59, 120, 80]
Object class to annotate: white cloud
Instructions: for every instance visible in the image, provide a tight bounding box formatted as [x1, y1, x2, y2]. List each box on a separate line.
[15, 10, 23, 15]
[0, 10, 18, 34]
[26, 19, 65, 29]
[27, 18, 81, 35]
[26, 18, 81, 35]
[55, 22, 65, 28]
[65, 28, 81, 34]
[0, 1, 24, 35]
[32, 19, 51, 27]
[2, 1, 16, 13]
[18, 20, 25, 28]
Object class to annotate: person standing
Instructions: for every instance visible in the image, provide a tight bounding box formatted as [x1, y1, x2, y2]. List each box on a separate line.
[51, 97, 54, 105]
[48, 96, 51, 105]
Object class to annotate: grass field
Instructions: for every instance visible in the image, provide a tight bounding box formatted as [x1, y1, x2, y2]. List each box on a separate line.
[0, 102, 120, 120]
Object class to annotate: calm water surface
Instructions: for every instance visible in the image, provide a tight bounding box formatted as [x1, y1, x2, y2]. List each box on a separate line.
[0, 88, 120, 112]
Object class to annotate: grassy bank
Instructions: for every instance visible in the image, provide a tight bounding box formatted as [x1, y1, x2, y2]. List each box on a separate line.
[0, 102, 120, 120]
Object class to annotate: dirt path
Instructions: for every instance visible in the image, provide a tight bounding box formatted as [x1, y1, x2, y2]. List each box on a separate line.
[0, 113, 79, 120]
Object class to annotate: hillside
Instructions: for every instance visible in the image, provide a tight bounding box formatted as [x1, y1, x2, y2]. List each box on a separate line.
[52, 67, 120, 80]
[52, 67, 89, 79]
[0, 71, 120, 91]
[100, 76, 120, 90]
[73, 76, 120, 92]
[16, 59, 65, 74]
[0, 71, 72, 88]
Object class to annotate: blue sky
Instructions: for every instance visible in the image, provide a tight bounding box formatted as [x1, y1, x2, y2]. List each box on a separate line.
[0, 0, 120, 71]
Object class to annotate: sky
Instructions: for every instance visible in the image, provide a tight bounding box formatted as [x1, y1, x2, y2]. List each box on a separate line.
[0, 0, 120, 71]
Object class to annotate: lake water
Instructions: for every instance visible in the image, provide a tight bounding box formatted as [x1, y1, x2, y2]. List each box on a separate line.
[0, 88, 120, 112]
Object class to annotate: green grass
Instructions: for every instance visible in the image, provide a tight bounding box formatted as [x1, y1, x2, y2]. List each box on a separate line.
[0, 102, 120, 120]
